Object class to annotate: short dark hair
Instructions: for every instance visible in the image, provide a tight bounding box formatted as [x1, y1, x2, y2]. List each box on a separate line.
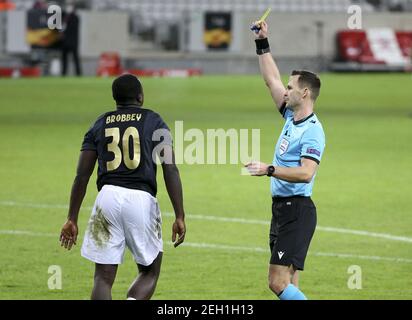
[112, 74, 143, 104]
[291, 70, 321, 101]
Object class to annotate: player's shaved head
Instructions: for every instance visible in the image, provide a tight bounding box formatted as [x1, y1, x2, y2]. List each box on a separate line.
[291, 70, 321, 101]
[112, 74, 143, 105]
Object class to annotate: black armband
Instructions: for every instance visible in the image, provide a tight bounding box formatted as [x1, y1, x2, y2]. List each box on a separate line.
[255, 38, 270, 55]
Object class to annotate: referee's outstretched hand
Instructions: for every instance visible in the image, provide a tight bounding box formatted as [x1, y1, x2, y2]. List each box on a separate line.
[252, 21, 268, 39]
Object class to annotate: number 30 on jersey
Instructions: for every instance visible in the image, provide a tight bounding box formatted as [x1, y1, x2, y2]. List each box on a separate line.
[105, 127, 141, 171]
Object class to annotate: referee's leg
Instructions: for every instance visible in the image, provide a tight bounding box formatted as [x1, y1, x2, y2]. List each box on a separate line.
[269, 264, 307, 300]
[268, 264, 295, 294]
[292, 271, 299, 287]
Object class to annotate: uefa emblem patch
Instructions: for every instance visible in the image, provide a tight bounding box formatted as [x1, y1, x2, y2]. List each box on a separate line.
[279, 138, 289, 155]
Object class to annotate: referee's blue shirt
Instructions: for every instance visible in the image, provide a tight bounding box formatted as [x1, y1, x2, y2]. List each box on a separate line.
[271, 106, 325, 197]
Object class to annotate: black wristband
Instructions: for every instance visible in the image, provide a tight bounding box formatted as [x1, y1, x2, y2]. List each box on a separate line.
[255, 38, 270, 55]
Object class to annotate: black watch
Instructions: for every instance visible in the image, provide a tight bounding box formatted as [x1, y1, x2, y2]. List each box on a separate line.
[267, 165, 275, 177]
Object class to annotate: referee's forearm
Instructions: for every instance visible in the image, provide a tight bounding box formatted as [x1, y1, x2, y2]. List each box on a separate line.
[259, 53, 281, 83]
[272, 166, 313, 184]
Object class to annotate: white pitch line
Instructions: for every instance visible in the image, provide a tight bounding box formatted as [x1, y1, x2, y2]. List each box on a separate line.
[309, 251, 412, 264]
[1, 200, 412, 243]
[0, 201, 93, 211]
[0, 230, 56, 237]
[1, 229, 412, 264]
[180, 241, 266, 253]
[314, 226, 412, 244]
[184, 242, 412, 264]
[162, 211, 268, 225]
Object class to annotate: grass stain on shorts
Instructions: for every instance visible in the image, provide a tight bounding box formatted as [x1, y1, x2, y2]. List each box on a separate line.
[89, 206, 111, 247]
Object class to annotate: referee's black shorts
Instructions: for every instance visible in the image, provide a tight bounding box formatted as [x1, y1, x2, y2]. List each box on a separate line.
[269, 196, 317, 270]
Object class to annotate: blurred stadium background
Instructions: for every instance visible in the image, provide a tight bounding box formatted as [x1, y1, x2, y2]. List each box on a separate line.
[1, 0, 412, 75]
[0, 0, 411, 300]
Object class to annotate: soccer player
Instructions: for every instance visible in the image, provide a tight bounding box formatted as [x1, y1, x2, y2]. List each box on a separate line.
[246, 21, 326, 300]
[59, 74, 186, 300]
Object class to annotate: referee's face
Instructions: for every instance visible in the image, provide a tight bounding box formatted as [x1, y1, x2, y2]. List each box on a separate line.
[285, 76, 304, 109]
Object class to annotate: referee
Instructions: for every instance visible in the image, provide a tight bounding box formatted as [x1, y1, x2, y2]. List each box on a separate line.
[245, 21, 326, 300]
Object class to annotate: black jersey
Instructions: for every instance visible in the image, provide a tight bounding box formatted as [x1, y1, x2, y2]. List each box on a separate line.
[81, 106, 172, 197]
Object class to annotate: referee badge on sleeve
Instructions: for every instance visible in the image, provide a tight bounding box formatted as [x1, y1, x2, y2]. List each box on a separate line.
[279, 138, 289, 155]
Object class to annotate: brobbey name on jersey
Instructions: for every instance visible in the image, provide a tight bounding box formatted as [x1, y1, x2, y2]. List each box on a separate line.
[106, 113, 142, 125]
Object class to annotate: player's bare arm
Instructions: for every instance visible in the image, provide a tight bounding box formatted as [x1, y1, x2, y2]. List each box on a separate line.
[245, 157, 318, 183]
[254, 21, 286, 110]
[60, 150, 97, 250]
[161, 145, 186, 248]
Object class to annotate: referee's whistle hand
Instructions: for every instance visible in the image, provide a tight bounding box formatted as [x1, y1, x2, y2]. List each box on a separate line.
[251, 21, 268, 39]
[245, 161, 269, 176]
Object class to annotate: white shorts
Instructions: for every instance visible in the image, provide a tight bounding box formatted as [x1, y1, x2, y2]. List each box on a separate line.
[81, 185, 163, 266]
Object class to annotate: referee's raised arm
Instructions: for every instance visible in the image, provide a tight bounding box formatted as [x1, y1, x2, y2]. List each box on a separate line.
[253, 21, 286, 112]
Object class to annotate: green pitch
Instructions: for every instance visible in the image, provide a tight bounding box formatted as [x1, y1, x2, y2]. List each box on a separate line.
[0, 74, 411, 300]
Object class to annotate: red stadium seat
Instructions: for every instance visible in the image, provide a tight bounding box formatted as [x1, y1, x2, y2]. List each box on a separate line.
[395, 31, 412, 58]
[0, 67, 41, 78]
[0, 0, 15, 11]
[336, 30, 412, 64]
[337, 30, 385, 64]
[96, 52, 122, 77]
[337, 30, 365, 62]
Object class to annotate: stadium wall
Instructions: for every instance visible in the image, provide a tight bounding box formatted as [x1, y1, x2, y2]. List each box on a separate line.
[1, 10, 412, 75]
[0, 12, 6, 56]
[79, 11, 129, 58]
[238, 12, 412, 58]
[187, 11, 412, 57]
[125, 12, 412, 75]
